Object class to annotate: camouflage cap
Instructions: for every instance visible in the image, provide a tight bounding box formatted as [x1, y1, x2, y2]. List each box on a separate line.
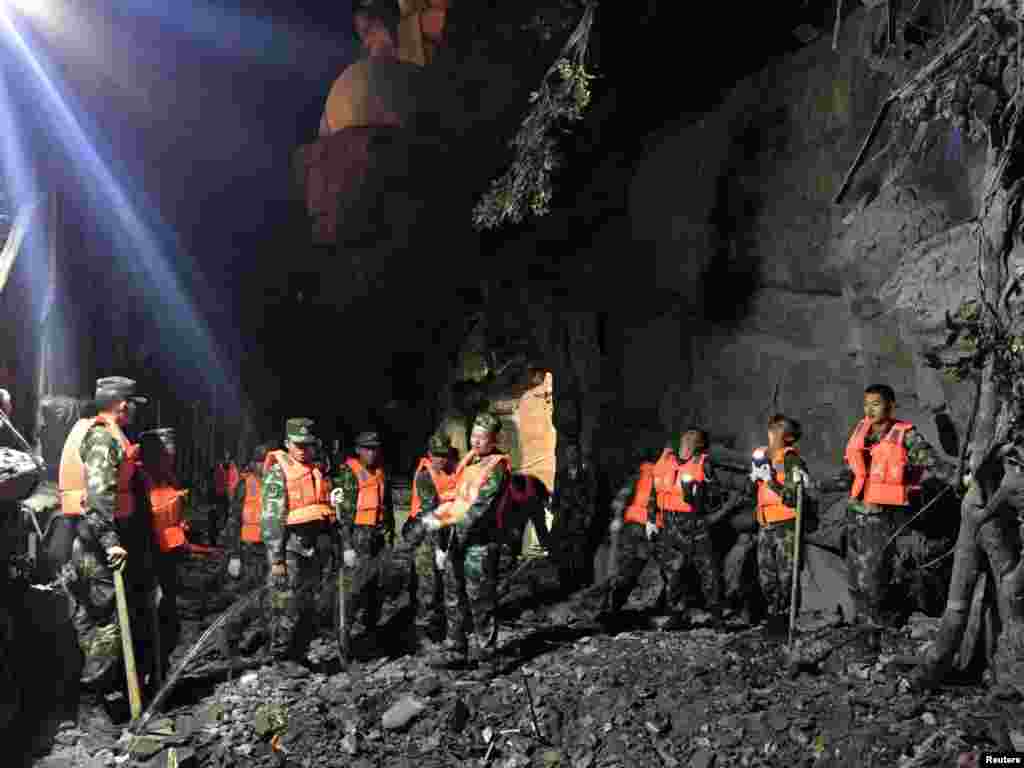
[355, 431, 382, 448]
[95, 376, 148, 405]
[472, 412, 502, 434]
[139, 427, 175, 448]
[428, 432, 451, 456]
[286, 417, 317, 444]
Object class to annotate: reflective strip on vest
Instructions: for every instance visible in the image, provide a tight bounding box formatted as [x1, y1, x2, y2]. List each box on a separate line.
[150, 484, 187, 553]
[756, 446, 797, 525]
[267, 450, 333, 526]
[409, 457, 456, 519]
[623, 463, 659, 526]
[240, 473, 262, 543]
[434, 452, 510, 528]
[844, 418, 917, 507]
[346, 457, 387, 526]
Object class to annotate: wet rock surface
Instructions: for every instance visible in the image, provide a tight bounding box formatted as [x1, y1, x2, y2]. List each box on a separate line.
[29, 552, 1024, 768]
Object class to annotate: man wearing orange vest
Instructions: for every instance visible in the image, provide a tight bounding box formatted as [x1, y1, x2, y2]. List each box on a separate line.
[262, 418, 335, 664]
[421, 412, 510, 670]
[139, 427, 189, 680]
[651, 428, 724, 629]
[221, 443, 272, 658]
[210, 450, 240, 547]
[837, 384, 955, 627]
[332, 430, 395, 637]
[57, 376, 151, 725]
[403, 432, 457, 640]
[750, 414, 811, 621]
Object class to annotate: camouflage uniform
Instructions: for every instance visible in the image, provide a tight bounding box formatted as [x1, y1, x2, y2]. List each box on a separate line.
[840, 423, 953, 625]
[64, 377, 153, 699]
[262, 419, 332, 662]
[333, 432, 394, 633]
[755, 450, 806, 618]
[409, 433, 455, 634]
[651, 456, 723, 619]
[219, 461, 270, 657]
[550, 454, 598, 593]
[439, 413, 508, 663]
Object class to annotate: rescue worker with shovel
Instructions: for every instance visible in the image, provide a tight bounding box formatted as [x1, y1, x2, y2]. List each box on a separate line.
[58, 376, 150, 726]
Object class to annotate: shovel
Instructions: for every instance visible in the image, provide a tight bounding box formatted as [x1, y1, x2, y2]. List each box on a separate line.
[113, 565, 143, 720]
[787, 475, 805, 655]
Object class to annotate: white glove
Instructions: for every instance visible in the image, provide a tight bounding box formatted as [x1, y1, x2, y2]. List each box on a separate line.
[421, 515, 442, 532]
[227, 557, 241, 578]
[962, 472, 972, 488]
[330, 488, 345, 507]
[750, 463, 772, 484]
[434, 548, 447, 570]
[343, 549, 357, 568]
[645, 522, 658, 540]
[792, 468, 812, 487]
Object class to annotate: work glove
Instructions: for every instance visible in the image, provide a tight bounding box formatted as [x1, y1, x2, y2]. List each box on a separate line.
[271, 562, 288, 589]
[421, 515, 442, 532]
[434, 548, 447, 571]
[106, 545, 128, 570]
[227, 557, 241, 579]
[750, 463, 772, 484]
[343, 549, 357, 568]
[645, 522, 658, 540]
[792, 468, 813, 488]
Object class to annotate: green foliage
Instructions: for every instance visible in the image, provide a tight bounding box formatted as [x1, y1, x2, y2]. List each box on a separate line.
[472, 3, 598, 230]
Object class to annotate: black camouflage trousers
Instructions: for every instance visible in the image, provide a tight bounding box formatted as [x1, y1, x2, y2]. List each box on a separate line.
[444, 540, 499, 653]
[154, 550, 184, 679]
[723, 531, 757, 603]
[846, 504, 910, 625]
[64, 533, 121, 691]
[603, 522, 654, 613]
[221, 543, 268, 656]
[267, 548, 321, 662]
[757, 521, 796, 617]
[654, 513, 722, 614]
[345, 526, 387, 631]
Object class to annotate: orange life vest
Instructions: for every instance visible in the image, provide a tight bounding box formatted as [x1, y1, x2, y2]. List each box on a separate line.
[346, 457, 387, 527]
[755, 445, 798, 525]
[240, 471, 263, 543]
[58, 418, 95, 517]
[655, 451, 707, 514]
[148, 480, 188, 553]
[409, 457, 456, 518]
[57, 415, 138, 519]
[215, 462, 240, 496]
[623, 462, 659, 526]
[434, 451, 511, 529]
[844, 418, 920, 507]
[266, 450, 333, 526]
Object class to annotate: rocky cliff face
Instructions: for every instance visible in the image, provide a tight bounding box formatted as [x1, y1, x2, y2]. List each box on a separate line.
[445, 4, 986, 484]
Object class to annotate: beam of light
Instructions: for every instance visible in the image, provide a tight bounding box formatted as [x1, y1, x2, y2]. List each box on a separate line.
[0, 7, 242, 411]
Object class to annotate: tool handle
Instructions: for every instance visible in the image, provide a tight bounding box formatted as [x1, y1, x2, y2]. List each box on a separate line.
[788, 479, 804, 650]
[114, 567, 143, 720]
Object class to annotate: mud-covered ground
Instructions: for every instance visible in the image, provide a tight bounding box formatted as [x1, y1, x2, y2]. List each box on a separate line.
[29, 540, 1024, 768]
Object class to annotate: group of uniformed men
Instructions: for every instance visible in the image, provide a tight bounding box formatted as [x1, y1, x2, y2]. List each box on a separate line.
[31, 371, 957, 728]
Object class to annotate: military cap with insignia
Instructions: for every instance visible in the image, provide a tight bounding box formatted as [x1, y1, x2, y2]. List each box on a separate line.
[355, 431, 382, 448]
[473, 412, 502, 434]
[140, 427, 176, 448]
[286, 417, 318, 444]
[428, 432, 451, 456]
[95, 376, 148, 405]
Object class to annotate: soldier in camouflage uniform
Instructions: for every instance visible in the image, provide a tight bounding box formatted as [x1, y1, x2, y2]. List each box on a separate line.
[60, 376, 151, 723]
[403, 432, 458, 639]
[831, 384, 956, 626]
[220, 444, 272, 657]
[651, 428, 725, 629]
[333, 431, 394, 636]
[262, 419, 334, 664]
[550, 429, 597, 594]
[422, 413, 510, 669]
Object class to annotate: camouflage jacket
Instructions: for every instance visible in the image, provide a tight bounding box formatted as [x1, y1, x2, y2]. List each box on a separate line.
[835, 423, 954, 514]
[332, 463, 394, 550]
[260, 459, 330, 564]
[552, 464, 598, 534]
[611, 469, 657, 526]
[79, 424, 127, 551]
[455, 453, 509, 544]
